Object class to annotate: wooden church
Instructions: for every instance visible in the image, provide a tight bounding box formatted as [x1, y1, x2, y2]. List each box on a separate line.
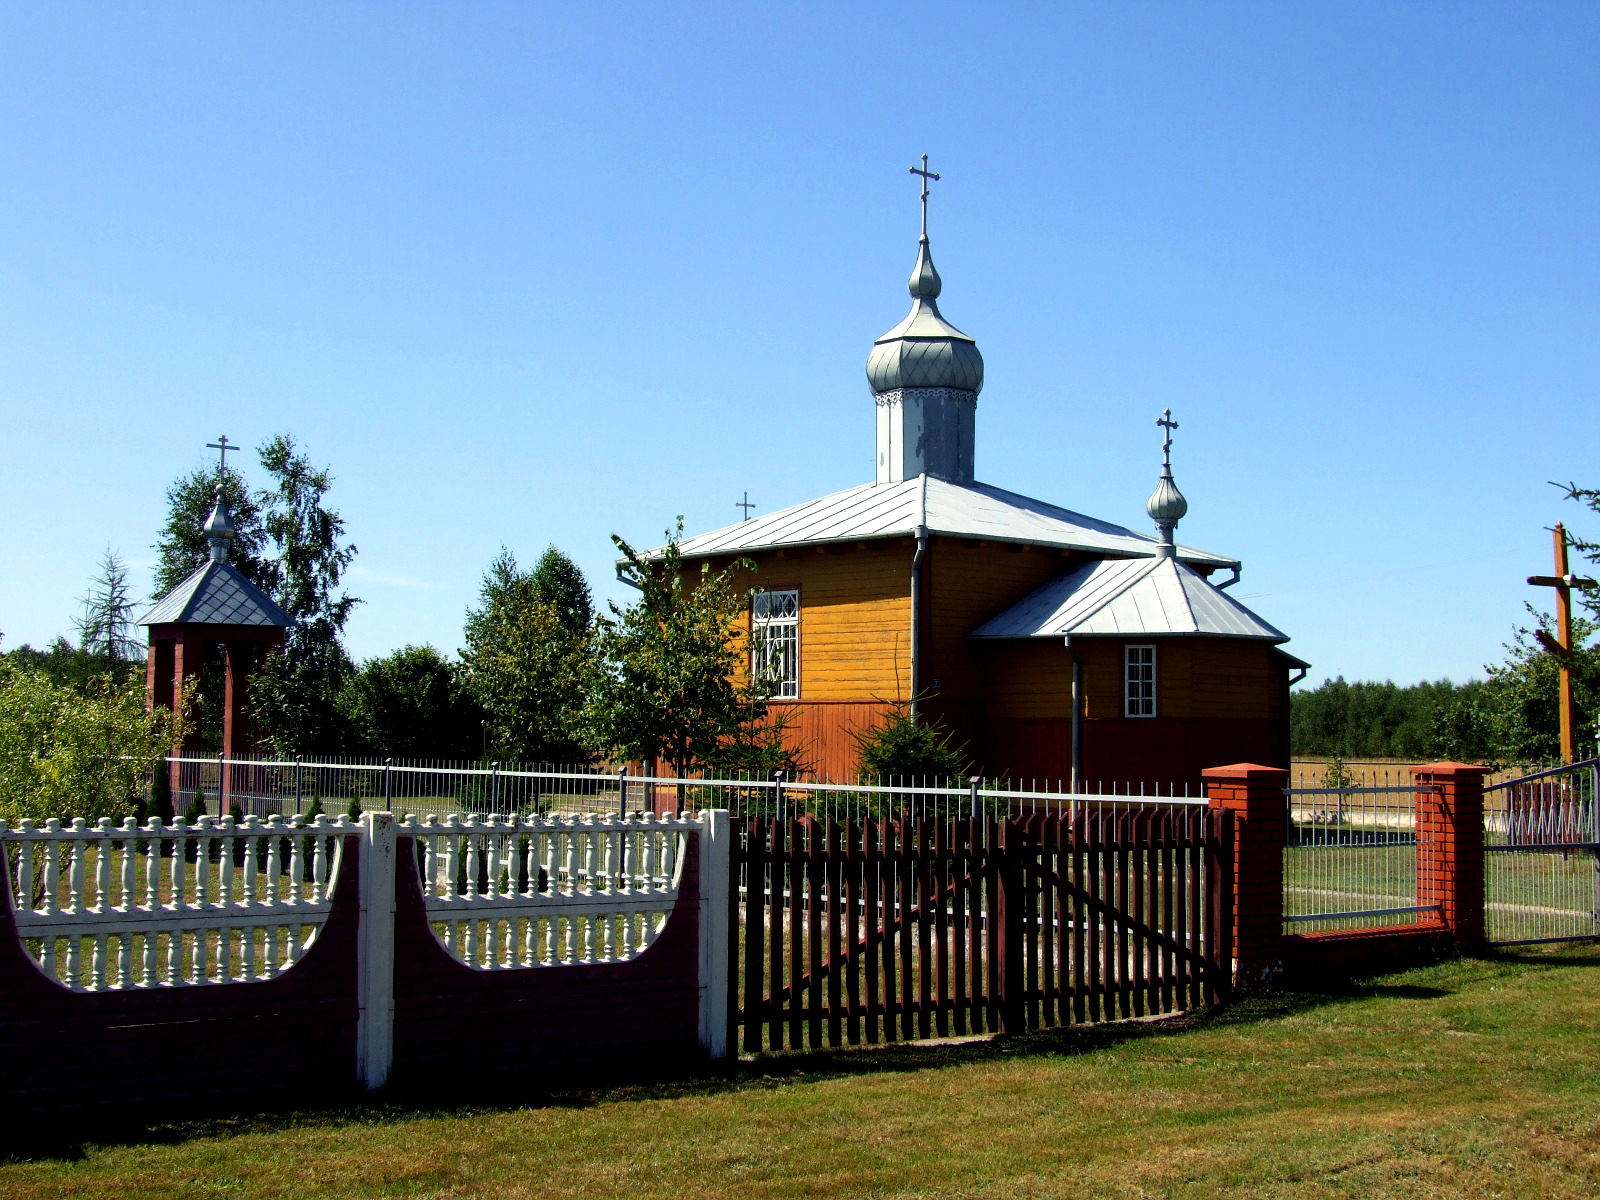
[666, 169, 1307, 788]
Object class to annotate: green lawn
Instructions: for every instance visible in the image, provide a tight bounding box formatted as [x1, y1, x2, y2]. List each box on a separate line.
[3, 945, 1599, 1198]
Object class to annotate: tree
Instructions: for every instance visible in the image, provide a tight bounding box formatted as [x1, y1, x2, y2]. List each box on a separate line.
[341, 646, 484, 758]
[853, 704, 969, 781]
[584, 523, 771, 776]
[461, 549, 594, 764]
[76, 549, 144, 666]
[255, 433, 359, 638]
[529, 546, 593, 634]
[1477, 608, 1600, 765]
[247, 435, 361, 756]
[152, 464, 269, 596]
[0, 663, 187, 823]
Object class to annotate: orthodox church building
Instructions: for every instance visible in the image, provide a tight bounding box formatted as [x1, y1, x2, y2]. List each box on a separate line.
[669, 169, 1306, 788]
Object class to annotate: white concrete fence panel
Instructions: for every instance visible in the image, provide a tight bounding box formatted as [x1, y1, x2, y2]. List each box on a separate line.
[1, 809, 734, 1091]
[0, 814, 356, 991]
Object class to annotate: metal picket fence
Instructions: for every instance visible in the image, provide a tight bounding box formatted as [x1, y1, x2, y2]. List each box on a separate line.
[165, 754, 1202, 823]
[1282, 774, 1437, 934]
[1485, 759, 1600, 944]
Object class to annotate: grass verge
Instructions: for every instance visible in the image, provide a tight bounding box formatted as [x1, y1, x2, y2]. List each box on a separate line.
[2, 944, 1598, 1199]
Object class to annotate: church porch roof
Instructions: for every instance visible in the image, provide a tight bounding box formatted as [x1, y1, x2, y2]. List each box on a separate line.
[971, 555, 1284, 641]
[668, 476, 1238, 568]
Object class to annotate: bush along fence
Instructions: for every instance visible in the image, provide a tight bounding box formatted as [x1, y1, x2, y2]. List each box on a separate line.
[0, 759, 1585, 1119]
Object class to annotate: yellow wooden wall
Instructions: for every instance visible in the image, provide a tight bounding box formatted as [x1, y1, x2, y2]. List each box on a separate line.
[713, 542, 915, 701]
[922, 539, 1079, 701]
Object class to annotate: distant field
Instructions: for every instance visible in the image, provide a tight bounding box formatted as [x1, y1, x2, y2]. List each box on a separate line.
[1290, 758, 1531, 789]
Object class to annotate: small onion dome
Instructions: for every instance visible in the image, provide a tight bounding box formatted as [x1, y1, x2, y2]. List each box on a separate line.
[203, 486, 237, 562]
[866, 237, 985, 394]
[1146, 472, 1188, 525]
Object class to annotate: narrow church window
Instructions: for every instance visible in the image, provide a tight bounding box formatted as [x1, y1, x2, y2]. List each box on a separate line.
[751, 589, 800, 699]
[1124, 645, 1156, 717]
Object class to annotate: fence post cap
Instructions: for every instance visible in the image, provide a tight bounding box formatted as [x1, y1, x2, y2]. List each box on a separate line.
[1200, 763, 1288, 781]
[1412, 761, 1490, 778]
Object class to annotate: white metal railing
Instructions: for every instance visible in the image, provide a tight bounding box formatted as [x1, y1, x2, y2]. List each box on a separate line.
[400, 812, 699, 969]
[166, 753, 1207, 823]
[0, 814, 356, 991]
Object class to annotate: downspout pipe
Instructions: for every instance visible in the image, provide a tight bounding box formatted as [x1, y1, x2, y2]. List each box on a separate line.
[1067, 636, 1082, 791]
[909, 524, 928, 721]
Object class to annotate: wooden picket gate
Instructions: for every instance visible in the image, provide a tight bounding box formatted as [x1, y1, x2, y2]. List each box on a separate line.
[733, 806, 1234, 1053]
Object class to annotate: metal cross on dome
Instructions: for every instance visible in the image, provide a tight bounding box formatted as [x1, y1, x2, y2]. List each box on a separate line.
[1157, 409, 1179, 469]
[909, 154, 940, 238]
[206, 434, 236, 482]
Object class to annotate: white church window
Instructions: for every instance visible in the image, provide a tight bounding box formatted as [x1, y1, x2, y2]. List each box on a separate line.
[1124, 645, 1156, 717]
[751, 589, 800, 699]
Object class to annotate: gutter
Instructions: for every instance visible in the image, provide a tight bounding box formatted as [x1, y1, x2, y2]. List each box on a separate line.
[1067, 635, 1082, 790]
[909, 522, 928, 721]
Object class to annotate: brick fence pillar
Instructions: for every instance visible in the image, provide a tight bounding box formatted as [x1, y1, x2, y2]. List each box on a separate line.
[1204, 764, 1288, 983]
[1412, 762, 1487, 950]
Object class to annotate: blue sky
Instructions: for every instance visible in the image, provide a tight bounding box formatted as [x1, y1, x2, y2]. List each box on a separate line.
[1, 2, 1596, 687]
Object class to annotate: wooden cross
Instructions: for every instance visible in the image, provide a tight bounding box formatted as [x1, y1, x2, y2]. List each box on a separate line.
[909, 154, 940, 237]
[736, 491, 756, 521]
[1527, 521, 1598, 762]
[206, 435, 236, 481]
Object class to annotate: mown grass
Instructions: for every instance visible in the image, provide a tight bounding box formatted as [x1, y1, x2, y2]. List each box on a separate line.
[3, 944, 1599, 1199]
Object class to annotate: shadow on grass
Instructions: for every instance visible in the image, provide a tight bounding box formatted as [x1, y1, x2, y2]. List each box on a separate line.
[8, 942, 1597, 1164]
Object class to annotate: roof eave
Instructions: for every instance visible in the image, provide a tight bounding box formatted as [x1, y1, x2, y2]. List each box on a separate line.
[667, 532, 1234, 566]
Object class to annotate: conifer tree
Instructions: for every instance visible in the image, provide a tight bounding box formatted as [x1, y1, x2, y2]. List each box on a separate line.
[76, 549, 144, 666]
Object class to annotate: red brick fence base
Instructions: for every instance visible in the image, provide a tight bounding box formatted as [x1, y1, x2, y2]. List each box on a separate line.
[1203, 761, 1490, 986]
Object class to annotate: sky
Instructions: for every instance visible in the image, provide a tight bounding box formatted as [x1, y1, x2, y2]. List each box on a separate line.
[1, 2, 1596, 688]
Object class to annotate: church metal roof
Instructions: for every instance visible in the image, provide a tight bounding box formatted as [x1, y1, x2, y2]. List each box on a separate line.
[671, 476, 1238, 567]
[971, 555, 1285, 641]
[139, 561, 294, 628]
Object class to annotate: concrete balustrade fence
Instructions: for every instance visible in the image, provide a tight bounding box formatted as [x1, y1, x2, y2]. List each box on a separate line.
[0, 810, 730, 1120]
[2, 814, 355, 991]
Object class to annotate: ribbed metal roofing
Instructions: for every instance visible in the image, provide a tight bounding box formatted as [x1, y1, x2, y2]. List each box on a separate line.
[139, 561, 294, 628]
[671, 476, 1237, 567]
[971, 555, 1285, 641]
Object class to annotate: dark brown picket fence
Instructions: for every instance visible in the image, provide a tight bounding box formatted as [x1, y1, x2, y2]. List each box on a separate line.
[733, 806, 1234, 1053]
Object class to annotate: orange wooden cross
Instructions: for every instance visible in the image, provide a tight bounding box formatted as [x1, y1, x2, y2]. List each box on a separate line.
[1526, 522, 1598, 762]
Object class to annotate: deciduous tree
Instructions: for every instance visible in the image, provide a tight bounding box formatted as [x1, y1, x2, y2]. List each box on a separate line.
[584, 524, 773, 776]
[461, 549, 594, 764]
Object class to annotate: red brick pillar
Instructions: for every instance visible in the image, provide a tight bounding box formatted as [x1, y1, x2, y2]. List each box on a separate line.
[1412, 762, 1487, 950]
[1204, 764, 1288, 983]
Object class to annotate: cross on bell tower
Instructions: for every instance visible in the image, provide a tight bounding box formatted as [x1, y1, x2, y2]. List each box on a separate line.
[206, 434, 235, 480]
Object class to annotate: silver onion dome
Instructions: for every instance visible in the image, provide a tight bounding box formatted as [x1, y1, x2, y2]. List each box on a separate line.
[866, 237, 985, 395]
[203, 486, 237, 563]
[1146, 474, 1188, 525]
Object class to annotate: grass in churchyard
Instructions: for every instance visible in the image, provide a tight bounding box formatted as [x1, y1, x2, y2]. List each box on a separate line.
[2, 944, 1599, 1199]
